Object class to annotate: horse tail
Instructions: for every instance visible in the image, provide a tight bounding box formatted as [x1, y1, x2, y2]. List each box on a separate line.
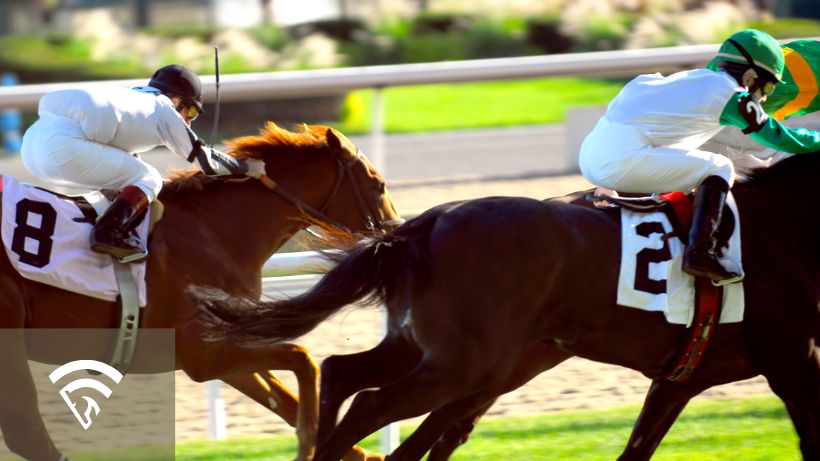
[195, 207, 440, 346]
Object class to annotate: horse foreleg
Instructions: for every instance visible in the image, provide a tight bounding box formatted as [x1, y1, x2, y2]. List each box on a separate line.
[765, 348, 820, 461]
[181, 341, 319, 461]
[0, 331, 64, 461]
[617, 379, 709, 461]
[223, 373, 311, 460]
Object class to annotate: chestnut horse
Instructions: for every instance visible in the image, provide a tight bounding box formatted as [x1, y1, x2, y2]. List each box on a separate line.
[0, 123, 401, 461]
[198, 152, 819, 460]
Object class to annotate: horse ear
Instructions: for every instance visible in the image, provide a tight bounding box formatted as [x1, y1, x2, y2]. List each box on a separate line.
[326, 128, 343, 150]
[325, 127, 356, 154]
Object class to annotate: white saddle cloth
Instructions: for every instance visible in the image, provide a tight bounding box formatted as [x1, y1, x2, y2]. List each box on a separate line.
[1, 175, 148, 306]
[616, 194, 744, 326]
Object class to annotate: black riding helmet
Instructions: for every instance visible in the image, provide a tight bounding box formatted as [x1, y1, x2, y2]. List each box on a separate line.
[148, 64, 204, 113]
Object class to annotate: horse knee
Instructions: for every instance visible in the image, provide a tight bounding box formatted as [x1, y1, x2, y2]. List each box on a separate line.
[286, 344, 319, 382]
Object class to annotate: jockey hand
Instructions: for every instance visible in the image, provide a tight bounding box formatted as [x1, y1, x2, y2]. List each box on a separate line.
[244, 158, 267, 179]
[593, 186, 619, 208]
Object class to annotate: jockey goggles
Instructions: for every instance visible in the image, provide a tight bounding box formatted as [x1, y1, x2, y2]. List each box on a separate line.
[727, 38, 777, 97]
[176, 100, 201, 122]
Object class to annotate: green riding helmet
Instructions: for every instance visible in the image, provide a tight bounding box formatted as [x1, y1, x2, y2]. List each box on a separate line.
[714, 29, 785, 83]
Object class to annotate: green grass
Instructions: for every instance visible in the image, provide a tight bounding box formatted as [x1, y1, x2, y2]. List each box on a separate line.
[332, 77, 624, 134]
[0, 445, 173, 461]
[175, 396, 798, 460]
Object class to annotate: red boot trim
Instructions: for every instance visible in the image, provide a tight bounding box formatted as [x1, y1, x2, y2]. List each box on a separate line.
[120, 185, 149, 209]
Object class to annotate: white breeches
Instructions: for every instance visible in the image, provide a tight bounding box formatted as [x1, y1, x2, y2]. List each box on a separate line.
[578, 117, 735, 194]
[21, 112, 162, 201]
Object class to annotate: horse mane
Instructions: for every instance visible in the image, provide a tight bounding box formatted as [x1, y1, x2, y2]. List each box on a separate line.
[738, 152, 820, 191]
[162, 122, 332, 195]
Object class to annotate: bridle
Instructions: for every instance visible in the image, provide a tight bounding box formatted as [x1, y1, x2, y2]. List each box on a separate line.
[256, 149, 404, 235]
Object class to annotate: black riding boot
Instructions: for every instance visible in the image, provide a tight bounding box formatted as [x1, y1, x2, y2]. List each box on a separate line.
[90, 186, 149, 263]
[682, 176, 743, 285]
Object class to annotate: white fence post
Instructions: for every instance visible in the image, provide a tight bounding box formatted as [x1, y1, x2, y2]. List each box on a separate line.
[370, 86, 387, 176]
[206, 380, 227, 440]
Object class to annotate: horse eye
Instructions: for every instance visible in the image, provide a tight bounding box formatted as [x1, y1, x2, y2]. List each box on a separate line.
[378, 183, 386, 193]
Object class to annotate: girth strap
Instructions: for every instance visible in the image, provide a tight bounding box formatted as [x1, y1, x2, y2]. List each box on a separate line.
[110, 260, 140, 374]
[665, 257, 724, 382]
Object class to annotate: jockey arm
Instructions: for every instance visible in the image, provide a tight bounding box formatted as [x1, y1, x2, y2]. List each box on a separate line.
[188, 140, 248, 176]
[158, 106, 259, 176]
[719, 92, 820, 154]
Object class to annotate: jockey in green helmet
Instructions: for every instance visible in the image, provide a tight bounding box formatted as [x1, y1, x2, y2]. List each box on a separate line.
[711, 29, 785, 101]
[579, 29, 820, 285]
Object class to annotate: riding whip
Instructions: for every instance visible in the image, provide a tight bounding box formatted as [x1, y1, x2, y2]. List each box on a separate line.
[209, 46, 221, 148]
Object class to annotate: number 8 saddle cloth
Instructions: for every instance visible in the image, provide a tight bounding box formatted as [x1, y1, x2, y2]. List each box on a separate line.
[616, 192, 745, 327]
[0, 175, 148, 306]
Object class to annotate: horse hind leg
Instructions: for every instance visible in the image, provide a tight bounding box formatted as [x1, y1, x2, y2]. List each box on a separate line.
[426, 399, 496, 461]
[387, 395, 498, 461]
[0, 331, 64, 461]
[224, 373, 382, 461]
[425, 342, 574, 461]
[318, 334, 421, 445]
[314, 355, 490, 461]
[617, 379, 710, 461]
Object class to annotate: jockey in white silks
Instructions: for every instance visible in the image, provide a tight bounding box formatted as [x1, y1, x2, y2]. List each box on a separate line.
[579, 29, 820, 285]
[21, 64, 265, 263]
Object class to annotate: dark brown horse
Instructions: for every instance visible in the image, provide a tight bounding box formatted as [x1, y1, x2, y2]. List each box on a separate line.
[198, 152, 819, 460]
[0, 123, 401, 461]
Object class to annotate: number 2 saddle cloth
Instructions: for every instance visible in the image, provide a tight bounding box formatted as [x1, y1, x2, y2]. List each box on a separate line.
[616, 192, 745, 327]
[0, 175, 148, 306]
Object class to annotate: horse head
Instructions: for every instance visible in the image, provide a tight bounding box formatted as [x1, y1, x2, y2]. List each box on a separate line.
[227, 122, 404, 237]
[157, 123, 402, 277]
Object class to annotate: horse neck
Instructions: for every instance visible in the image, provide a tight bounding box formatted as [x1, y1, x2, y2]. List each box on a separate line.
[734, 158, 817, 273]
[163, 181, 306, 270]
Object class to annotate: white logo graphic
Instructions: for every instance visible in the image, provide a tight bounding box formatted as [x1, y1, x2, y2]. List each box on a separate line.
[49, 360, 123, 430]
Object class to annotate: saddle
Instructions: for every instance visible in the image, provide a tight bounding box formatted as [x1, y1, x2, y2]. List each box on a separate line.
[589, 190, 738, 382]
[586, 191, 735, 250]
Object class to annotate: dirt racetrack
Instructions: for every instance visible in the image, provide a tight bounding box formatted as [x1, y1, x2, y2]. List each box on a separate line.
[174, 174, 772, 441]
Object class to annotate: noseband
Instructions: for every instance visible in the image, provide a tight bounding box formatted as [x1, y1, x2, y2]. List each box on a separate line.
[257, 149, 403, 234]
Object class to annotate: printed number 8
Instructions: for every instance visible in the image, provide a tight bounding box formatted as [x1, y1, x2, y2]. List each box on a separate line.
[11, 199, 57, 268]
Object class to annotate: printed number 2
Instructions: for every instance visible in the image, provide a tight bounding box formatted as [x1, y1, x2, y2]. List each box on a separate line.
[11, 199, 57, 268]
[634, 221, 672, 295]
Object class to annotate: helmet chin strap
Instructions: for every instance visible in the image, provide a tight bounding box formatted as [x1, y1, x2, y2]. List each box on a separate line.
[728, 38, 775, 97]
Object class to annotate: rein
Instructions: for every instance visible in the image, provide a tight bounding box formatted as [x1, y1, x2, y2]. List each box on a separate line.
[256, 150, 401, 234]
